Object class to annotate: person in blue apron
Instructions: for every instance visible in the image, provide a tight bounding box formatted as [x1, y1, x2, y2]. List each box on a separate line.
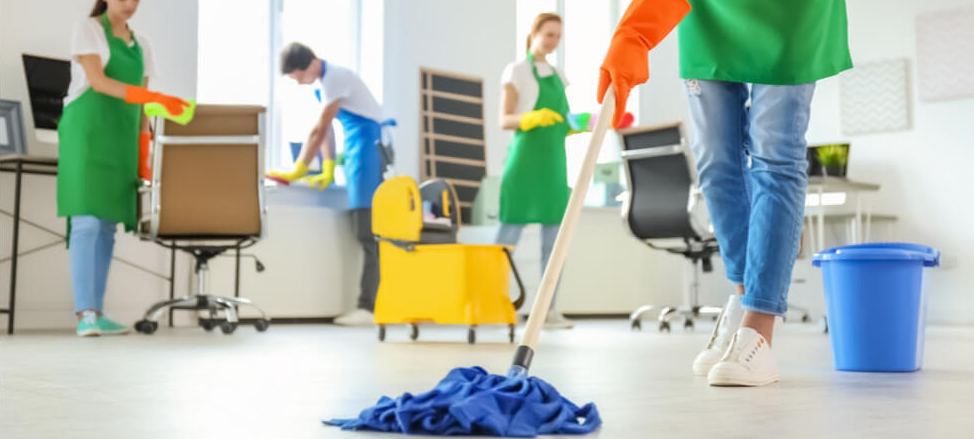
[60, 0, 189, 337]
[268, 42, 386, 326]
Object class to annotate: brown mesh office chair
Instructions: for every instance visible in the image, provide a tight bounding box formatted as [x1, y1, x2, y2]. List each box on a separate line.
[134, 105, 270, 335]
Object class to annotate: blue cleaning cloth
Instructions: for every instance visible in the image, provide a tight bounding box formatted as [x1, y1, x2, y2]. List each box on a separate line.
[324, 366, 601, 437]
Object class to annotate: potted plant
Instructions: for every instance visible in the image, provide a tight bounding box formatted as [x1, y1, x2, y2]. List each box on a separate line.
[816, 143, 849, 178]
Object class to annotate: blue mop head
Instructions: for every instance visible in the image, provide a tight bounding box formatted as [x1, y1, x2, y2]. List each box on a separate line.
[324, 366, 601, 437]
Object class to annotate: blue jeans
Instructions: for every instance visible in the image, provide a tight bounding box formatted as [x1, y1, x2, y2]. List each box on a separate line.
[70, 215, 117, 313]
[495, 223, 561, 308]
[685, 79, 815, 316]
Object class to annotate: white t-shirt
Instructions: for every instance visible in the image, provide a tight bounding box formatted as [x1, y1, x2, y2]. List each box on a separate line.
[64, 17, 156, 107]
[318, 61, 383, 122]
[501, 59, 569, 115]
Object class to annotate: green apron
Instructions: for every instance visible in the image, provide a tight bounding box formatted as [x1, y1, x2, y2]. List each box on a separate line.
[498, 53, 570, 225]
[678, 0, 852, 85]
[58, 13, 144, 233]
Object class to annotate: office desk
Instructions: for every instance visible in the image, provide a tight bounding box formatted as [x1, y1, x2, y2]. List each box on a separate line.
[806, 177, 881, 252]
[0, 155, 58, 334]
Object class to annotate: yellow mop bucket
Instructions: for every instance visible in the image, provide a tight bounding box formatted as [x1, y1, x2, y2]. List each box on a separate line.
[371, 176, 525, 344]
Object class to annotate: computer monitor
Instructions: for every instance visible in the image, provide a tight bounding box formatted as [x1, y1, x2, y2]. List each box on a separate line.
[22, 54, 71, 144]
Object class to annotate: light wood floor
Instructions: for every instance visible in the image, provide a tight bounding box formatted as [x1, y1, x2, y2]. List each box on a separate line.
[2, 321, 972, 438]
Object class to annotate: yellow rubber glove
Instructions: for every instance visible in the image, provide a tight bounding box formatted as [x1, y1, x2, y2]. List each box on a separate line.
[519, 108, 564, 132]
[266, 161, 310, 184]
[300, 159, 336, 190]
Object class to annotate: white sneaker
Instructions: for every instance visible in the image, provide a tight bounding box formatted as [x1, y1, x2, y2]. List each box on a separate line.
[333, 309, 375, 326]
[543, 311, 574, 330]
[692, 294, 744, 376]
[708, 327, 780, 387]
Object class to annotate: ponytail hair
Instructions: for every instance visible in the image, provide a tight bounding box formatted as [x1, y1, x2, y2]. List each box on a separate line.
[526, 13, 562, 53]
[90, 0, 107, 17]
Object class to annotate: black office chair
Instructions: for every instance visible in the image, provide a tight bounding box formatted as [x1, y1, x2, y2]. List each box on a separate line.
[620, 123, 723, 332]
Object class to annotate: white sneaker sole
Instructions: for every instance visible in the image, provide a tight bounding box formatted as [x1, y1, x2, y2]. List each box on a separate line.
[692, 360, 717, 376]
[99, 328, 131, 335]
[708, 368, 780, 387]
[76, 329, 101, 337]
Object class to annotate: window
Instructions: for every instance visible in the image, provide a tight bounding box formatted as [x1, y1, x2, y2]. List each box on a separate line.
[197, 0, 270, 105]
[198, 0, 382, 186]
[515, 0, 637, 206]
[275, 0, 355, 184]
[515, 0, 558, 62]
[359, 0, 384, 103]
[564, 0, 614, 188]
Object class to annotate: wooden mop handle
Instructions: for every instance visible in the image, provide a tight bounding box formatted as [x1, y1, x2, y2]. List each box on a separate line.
[519, 88, 616, 349]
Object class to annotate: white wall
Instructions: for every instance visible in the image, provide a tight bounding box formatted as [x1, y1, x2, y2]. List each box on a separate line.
[382, 0, 516, 179]
[207, 201, 361, 319]
[0, 0, 199, 330]
[806, 0, 974, 324]
[636, 0, 974, 324]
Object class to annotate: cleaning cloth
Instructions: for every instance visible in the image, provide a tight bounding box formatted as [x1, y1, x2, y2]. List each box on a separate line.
[144, 99, 197, 125]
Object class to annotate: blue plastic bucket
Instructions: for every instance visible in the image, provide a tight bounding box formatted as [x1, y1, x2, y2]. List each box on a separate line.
[813, 243, 940, 372]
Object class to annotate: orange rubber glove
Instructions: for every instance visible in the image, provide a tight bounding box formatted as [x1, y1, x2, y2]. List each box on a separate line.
[138, 131, 152, 180]
[598, 0, 691, 128]
[125, 85, 189, 116]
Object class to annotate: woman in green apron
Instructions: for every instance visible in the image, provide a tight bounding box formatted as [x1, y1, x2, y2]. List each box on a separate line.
[600, 0, 851, 386]
[59, 0, 189, 337]
[498, 13, 573, 330]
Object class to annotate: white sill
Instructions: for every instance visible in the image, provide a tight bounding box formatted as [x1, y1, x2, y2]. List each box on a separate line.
[264, 182, 348, 209]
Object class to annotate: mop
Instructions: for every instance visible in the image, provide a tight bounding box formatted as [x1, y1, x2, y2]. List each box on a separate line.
[323, 1, 690, 432]
[324, 89, 617, 437]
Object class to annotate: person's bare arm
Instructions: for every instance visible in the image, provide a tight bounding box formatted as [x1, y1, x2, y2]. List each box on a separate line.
[500, 83, 522, 130]
[76, 54, 130, 99]
[297, 99, 341, 164]
[322, 126, 336, 160]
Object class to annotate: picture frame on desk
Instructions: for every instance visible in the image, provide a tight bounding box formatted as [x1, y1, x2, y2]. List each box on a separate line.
[0, 99, 28, 156]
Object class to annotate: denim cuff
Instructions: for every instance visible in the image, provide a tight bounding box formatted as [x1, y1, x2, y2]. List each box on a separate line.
[740, 296, 787, 317]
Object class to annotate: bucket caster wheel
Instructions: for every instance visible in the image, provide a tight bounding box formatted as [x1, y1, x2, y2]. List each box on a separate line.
[220, 321, 237, 334]
[135, 320, 158, 334]
[508, 324, 515, 344]
[200, 319, 216, 332]
[467, 327, 476, 344]
[659, 320, 671, 333]
[409, 324, 419, 341]
[254, 319, 270, 332]
[684, 319, 695, 331]
[802, 314, 812, 323]
[378, 325, 386, 342]
[631, 319, 642, 331]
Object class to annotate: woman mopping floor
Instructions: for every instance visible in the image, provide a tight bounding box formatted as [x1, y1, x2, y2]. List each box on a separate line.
[600, 0, 852, 386]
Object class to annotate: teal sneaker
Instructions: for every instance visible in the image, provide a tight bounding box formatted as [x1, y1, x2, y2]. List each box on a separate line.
[76, 312, 100, 337]
[96, 315, 131, 335]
